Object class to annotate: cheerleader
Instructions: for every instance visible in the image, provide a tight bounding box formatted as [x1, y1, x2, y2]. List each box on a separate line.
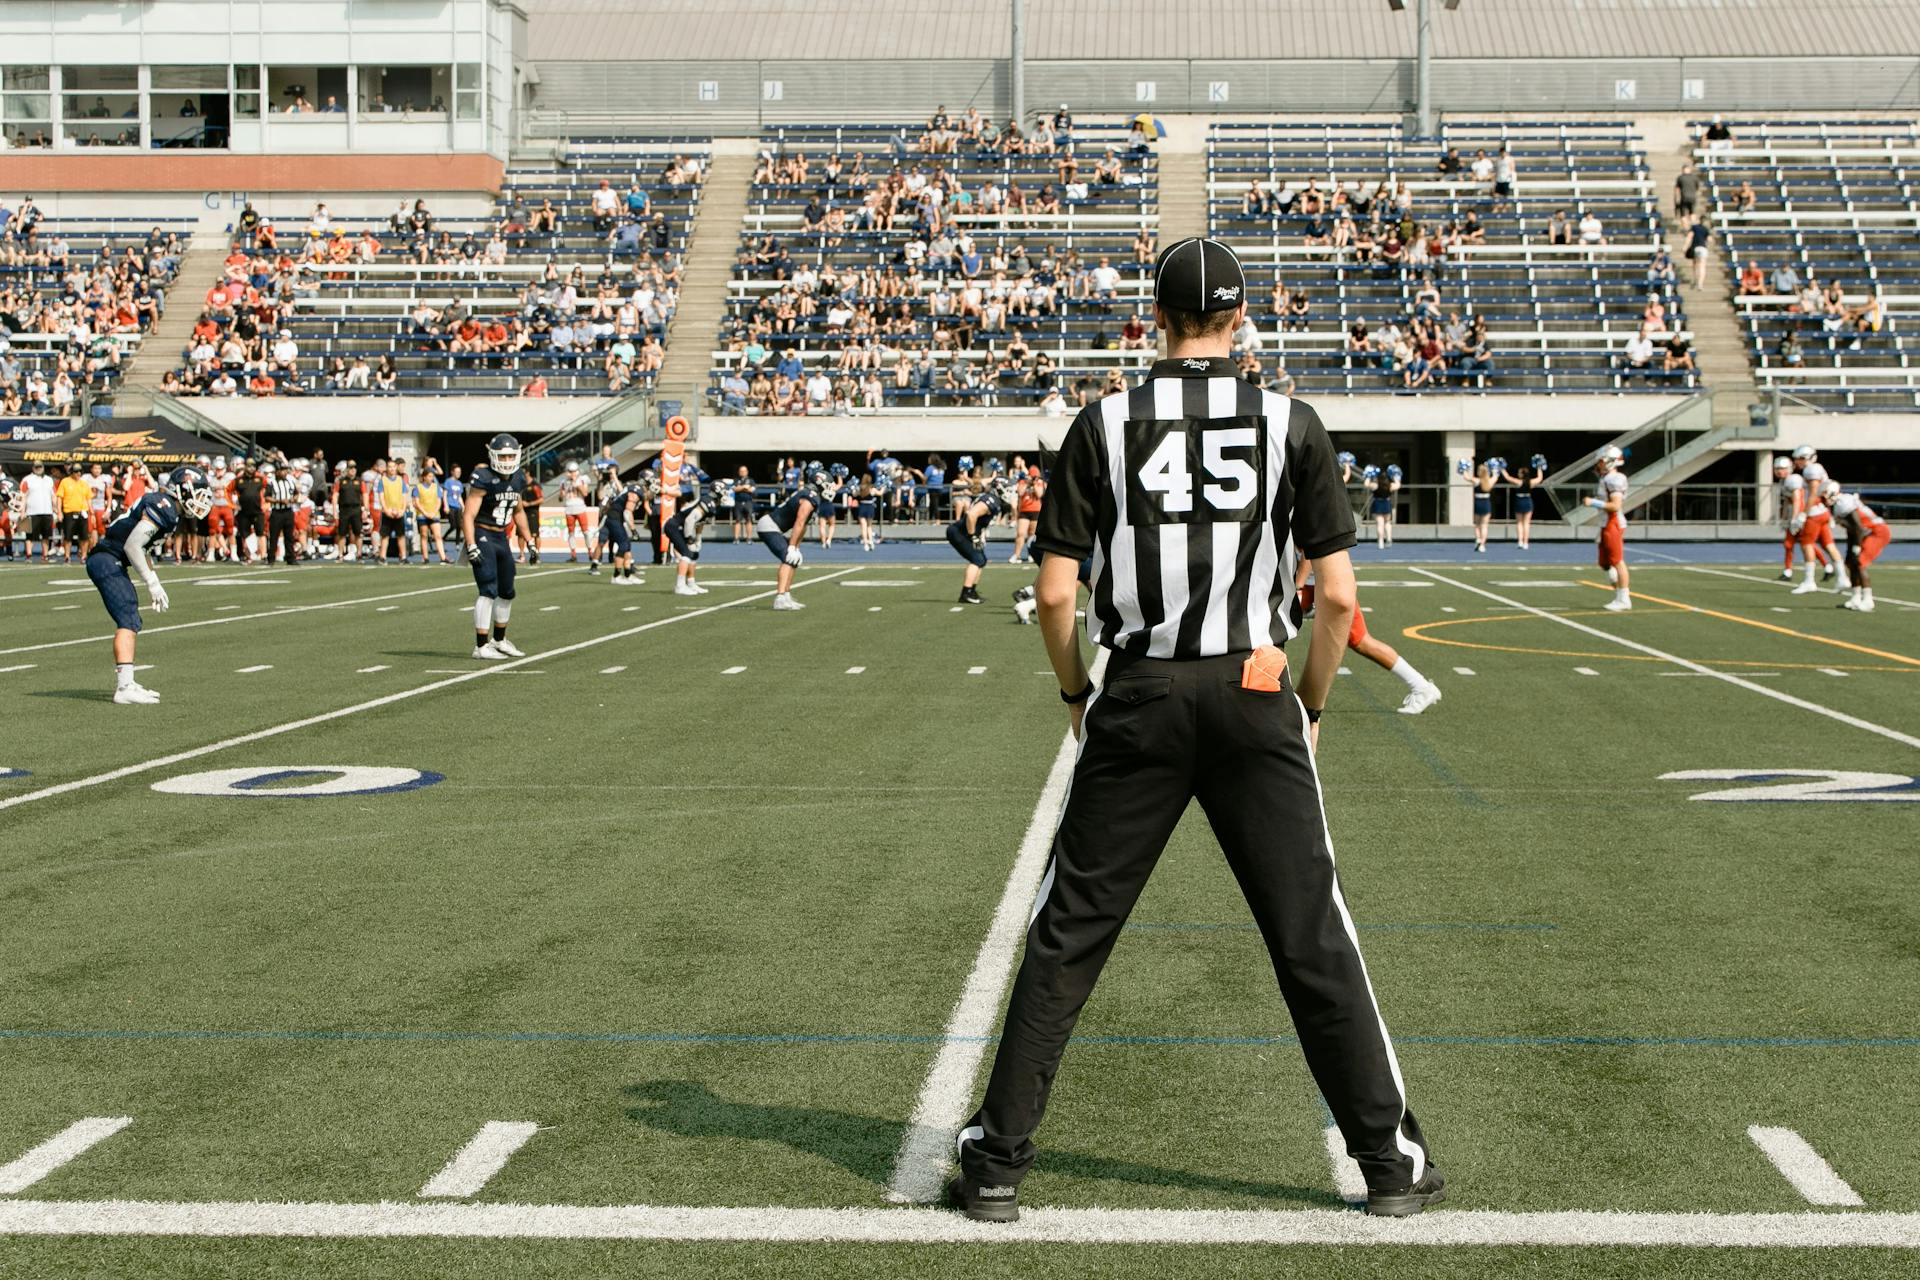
[1463, 456, 1499, 552]
[1501, 454, 1548, 550]
[855, 473, 879, 551]
[1365, 463, 1401, 549]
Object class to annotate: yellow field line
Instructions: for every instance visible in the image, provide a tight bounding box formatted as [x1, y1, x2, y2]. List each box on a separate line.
[1580, 583, 1920, 669]
[1399, 611, 1917, 672]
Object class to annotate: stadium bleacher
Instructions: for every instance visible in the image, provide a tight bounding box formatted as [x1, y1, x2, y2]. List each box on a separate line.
[1696, 118, 1920, 412]
[1207, 120, 1694, 395]
[709, 116, 1160, 415]
[0, 214, 179, 415]
[163, 139, 708, 399]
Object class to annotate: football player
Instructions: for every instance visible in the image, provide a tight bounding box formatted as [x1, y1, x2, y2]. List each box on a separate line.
[1789, 445, 1847, 594]
[461, 433, 538, 659]
[0, 469, 18, 560]
[1828, 481, 1890, 612]
[756, 461, 832, 611]
[600, 471, 650, 587]
[949, 473, 1014, 605]
[664, 479, 726, 596]
[1583, 446, 1631, 611]
[1297, 570, 1441, 715]
[1773, 455, 1814, 583]
[89, 465, 213, 703]
[557, 460, 594, 563]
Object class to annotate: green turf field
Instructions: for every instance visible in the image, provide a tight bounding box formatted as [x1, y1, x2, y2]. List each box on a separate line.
[1, 554, 1917, 1276]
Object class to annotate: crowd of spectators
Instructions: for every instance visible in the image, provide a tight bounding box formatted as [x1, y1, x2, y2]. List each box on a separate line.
[165, 168, 695, 398]
[0, 195, 178, 414]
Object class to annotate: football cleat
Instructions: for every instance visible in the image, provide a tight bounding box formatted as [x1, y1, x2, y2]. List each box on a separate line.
[960, 587, 983, 605]
[491, 638, 526, 658]
[472, 643, 508, 660]
[772, 593, 806, 611]
[1839, 598, 1860, 611]
[113, 684, 160, 705]
[1602, 598, 1632, 611]
[1777, 569, 1794, 581]
[1397, 683, 1442, 715]
[1789, 581, 1820, 595]
[1366, 1165, 1447, 1218]
[946, 1174, 1020, 1224]
[674, 581, 700, 596]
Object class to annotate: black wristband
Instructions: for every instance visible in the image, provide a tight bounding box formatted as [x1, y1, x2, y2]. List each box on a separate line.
[1303, 706, 1323, 724]
[1060, 681, 1095, 705]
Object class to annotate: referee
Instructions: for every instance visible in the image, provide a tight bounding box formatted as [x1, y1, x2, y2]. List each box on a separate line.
[263, 464, 298, 565]
[950, 238, 1442, 1222]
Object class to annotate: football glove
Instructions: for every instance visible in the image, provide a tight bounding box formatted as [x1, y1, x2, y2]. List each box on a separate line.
[527, 547, 540, 564]
[466, 542, 483, 563]
[784, 546, 804, 567]
[1789, 514, 1806, 534]
[145, 576, 169, 612]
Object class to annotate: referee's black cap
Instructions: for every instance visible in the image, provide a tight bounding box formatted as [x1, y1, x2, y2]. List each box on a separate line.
[1152, 237, 1247, 313]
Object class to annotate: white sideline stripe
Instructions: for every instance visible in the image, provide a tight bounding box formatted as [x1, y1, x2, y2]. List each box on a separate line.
[1412, 570, 1920, 750]
[1747, 1127, 1864, 1207]
[600, 666, 626, 675]
[1452, 666, 1476, 676]
[0, 569, 856, 815]
[356, 665, 390, 674]
[1819, 668, 1849, 678]
[0, 663, 36, 674]
[0, 569, 571, 657]
[1322, 1125, 1367, 1205]
[1, 1200, 1918, 1246]
[0, 1118, 132, 1194]
[236, 665, 273, 674]
[1661, 671, 1779, 679]
[1686, 564, 1920, 610]
[887, 653, 1107, 1205]
[1575, 666, 1599, 676]
[846, 666, 866, 675]
[418, 1122, 540, 1199]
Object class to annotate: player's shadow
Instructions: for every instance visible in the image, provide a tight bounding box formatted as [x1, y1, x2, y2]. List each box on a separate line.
[23, 689, 112, 702]
[622, 1080, 1347, 1207]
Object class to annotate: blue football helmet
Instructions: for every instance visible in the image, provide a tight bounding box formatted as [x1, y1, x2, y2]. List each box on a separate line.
[486, 433, 522, 473]
[165, 465, 216, 519]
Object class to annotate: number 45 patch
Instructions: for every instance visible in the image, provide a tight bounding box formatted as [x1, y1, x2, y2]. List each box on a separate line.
[1661, 769, 1920, 802]
[1123, 417, 1265, 527]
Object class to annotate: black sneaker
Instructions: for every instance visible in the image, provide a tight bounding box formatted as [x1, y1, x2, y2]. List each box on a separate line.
[960, 588, 983, 605]
[1365, 1164, 1446, 1217]
[587, 563, 601, 575]
[946, 1174, 1019, 1223]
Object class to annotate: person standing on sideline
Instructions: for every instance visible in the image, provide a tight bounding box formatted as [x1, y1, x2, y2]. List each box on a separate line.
[1585, 446, 1632, 611]
[949, 237, 1442, 1224]
[262, 463, 299, 565]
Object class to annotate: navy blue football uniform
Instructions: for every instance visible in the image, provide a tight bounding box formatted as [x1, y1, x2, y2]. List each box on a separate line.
[602, 482, 646, 556]
[663, 491, 717, 562]
[756, 483, 827, 561]
[89, 492, 179, 631]
[946, 490, 1007, 568]
[468, 464, 527, 599]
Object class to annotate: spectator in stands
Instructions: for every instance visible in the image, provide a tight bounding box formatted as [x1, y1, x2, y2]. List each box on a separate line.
[1687, 217, 1712, 290]
[1776, 329, 1804, 369]
[1642, 292, 1667, 332]
[1577, 209, 1607, 246]
[1118, 312, 1151, 351]
[1405, 330, 1445, 390]
[1469, 149, 1494, 187]
[1622, 326, 1656, 379]
[521, 374, 549, 397]
[1663, 331, 1695, 377]
[1844, 292, 1883, 350]
[1770, 260, 1800, 297]
[1437, 147, 1463, 176]
[1646, 247, 1677, 294]
[1452, 317, 1492, 386]
[1492, 147, 1517, 213]
[1702, 115, 1735, 151]
[1794, 276, 1821, 320]
[1738, 260, 1766, 297]
[1547, 210, 1573, 246]
[1231, 309, 1260, 354]
[374, 355, 397, 392]
[1733, 179, 1756, 214]
[1672, 160, 1701, 228]
[1284, 288, 1311, 333]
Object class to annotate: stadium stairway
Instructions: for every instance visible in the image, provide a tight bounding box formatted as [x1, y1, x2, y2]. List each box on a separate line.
[1641, 120, 1761, 431]
[115, 237, 232, 416]
[1156, 147, 1208, 251]
[639, 140, 757, 456]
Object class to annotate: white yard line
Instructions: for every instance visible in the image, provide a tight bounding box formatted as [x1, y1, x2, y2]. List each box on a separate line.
[1819, 668, 1849, 678]
[1412, 570, 1920, 751]
[722, 666, 747, 675]
[1452, 667, 1476, 676]
[887, 653, 1107, 1205]
[600, 666, 626, 675]
[0, 566, 322, 603]
[0, 663, 37, 674]
[235, 665, 273, 674]
[846, 666, 866, 675]
[357, 665, 390, 674]
[1322, 1126, 1367, 1206]
[0, 569, 571, 658]
[0, 1199, 1916, 1246]
[1747, 1127, 1865, 1207]
[418, 1122, 540, 1199]
[0, 1118, 132, 1194]
[1574, 667, 1599, 676]
[0, 570, 856, 815]
[1685, 564, 1920, 609]
[967, 666, 987, 675]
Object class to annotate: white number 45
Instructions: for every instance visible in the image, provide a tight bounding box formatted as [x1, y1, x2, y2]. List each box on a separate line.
[1660, 769, 1920, 802]
[1137, 428, 1258, 515]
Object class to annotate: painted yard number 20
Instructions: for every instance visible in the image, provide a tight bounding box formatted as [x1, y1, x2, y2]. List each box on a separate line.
[1661, 769, 1920, 802]
[1125, 419, 1265, 526]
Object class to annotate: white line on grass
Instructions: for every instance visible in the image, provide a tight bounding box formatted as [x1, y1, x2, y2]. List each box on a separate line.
[1771, 607, 1792, 614]
[0, 566, 321, 603]
[0, 1118, 132, 1194]
[967, 666, 987, 675]
[1575, 667, 1599, 676]
[1820, 668, 1849, 678]
[722, 666, 746, 675]
[1452, 667, 1476, 676]
[1, 1200, 1917, 1246]
[236, 665, 272, 674]
[1322, 1126, 1367, 1206]
[418, 1122, 540, 1199]
[0, 569, 572, 657]
[0, 663, 37, 674]
[1686, 565, 1920, 609]
[846, 666, 866, 675]
[0, 570, 857, 815]
[357, 665, 390, 674]
[1747, 1127, 1865, 1207]
[887, 653, 1108, 1205]
[600, 666, 626, 675]
[51, 605, 78, 611]
[1412, 570, 1920, 750]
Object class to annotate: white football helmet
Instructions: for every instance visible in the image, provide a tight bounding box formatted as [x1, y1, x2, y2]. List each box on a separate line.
[1791, 444, 1817, 463]
[1772, 455, 1792, 475]
[1819, 479, 1841, 503]
[1597, 446, 1625, 473]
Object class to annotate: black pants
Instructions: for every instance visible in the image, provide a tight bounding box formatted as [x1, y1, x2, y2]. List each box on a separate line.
[237, 508, 263, 553]
[960, 650, 1431, 1192]
[266, 509, 296, 564]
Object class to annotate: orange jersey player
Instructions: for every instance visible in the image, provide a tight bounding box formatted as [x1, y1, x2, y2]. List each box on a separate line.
[1296, 574, 1442, 715]
[1828, 483, 1890, 613]
[1584, 446, 1631, 611]
[1790, 444, 1847, 593]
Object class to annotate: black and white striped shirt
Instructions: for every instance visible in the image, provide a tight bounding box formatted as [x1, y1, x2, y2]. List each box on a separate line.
[1035, 356, 1355, 659]
[267, 477, 297, 508]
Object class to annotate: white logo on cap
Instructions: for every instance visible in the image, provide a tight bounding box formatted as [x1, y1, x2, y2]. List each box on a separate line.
[1212, 286, 1240, 301]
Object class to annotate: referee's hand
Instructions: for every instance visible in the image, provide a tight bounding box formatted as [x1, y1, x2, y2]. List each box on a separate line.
[1308, 719, 1320, 752]
[1069, 701, 1086, 742]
